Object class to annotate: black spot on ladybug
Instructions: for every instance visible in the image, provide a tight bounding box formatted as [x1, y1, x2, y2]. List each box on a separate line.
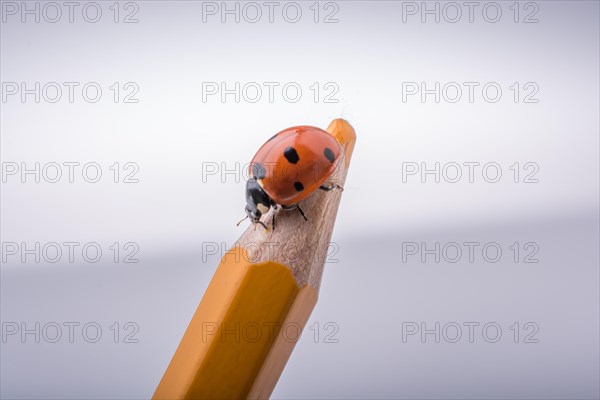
[284, 147, 300, 164]
[294, 181, 304, 192]
[252, 162, 266, 179]
[324, 147, 335, 163]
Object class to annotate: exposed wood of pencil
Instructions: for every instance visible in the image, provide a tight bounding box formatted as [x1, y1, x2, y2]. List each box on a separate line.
[153, 119, 356, 400]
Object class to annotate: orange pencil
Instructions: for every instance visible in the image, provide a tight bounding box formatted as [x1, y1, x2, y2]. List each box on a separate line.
[154, 119, 356, 399]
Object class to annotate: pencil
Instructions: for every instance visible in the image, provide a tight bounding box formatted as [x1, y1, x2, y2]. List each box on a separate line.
[153, 118, 356, 399]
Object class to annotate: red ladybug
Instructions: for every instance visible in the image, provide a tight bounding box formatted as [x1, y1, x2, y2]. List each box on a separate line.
[240, 125, 343, 230]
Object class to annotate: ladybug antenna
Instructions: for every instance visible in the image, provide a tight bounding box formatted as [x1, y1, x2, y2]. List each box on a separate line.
[236, 215, 249, 226]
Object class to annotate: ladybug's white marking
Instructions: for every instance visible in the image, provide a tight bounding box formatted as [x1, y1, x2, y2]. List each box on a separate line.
[257, 203, 270, 214]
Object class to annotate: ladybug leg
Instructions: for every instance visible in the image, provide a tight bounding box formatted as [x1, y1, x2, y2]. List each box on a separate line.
[271, 204, 282, 231]
[296, 205, 308, 221]
[253, 220, 269, 231]
[319, 183, 344, 192]
[272, 206, 278, 231]
[282, 204, 308, 222]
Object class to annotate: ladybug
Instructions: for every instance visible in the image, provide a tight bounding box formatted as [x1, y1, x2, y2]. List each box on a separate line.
[239, 125, 343, 230]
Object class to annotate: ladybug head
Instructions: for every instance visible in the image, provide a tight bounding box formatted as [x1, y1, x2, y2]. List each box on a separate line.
[244, 178, 272, 228]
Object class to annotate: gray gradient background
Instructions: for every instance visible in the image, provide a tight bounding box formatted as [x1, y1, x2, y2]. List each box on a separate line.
[1, 1, 599, 398]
